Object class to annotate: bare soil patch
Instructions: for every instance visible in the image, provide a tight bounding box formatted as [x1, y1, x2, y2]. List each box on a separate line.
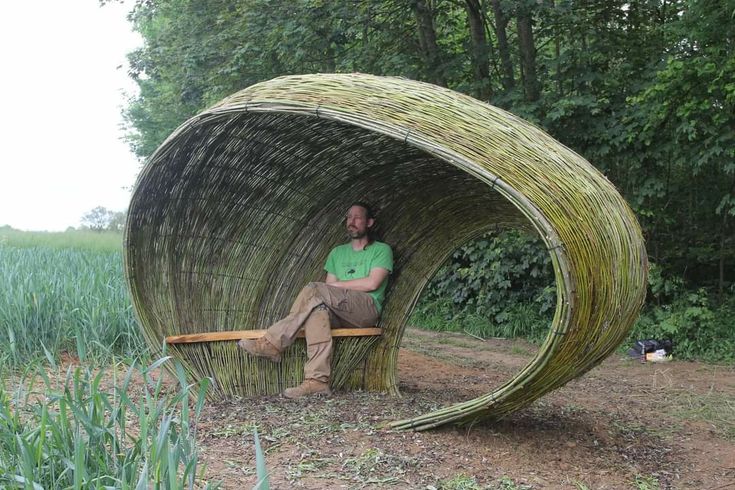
[193, 328, 735, 489]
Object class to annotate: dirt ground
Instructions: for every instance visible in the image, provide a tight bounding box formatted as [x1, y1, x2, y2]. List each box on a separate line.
[191, 328, 735, 489]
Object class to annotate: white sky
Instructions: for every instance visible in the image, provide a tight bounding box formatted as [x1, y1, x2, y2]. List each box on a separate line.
[0, 1, 142, 231]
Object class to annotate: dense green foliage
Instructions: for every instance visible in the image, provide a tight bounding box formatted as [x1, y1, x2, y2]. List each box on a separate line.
[414, 230, 735, 360]
[0, 359, 215, 488]
[120, 0, 734, 359]
[0, 237, 141, 368]
[630, 268, 735, 361]
[412, 230, 555, 341]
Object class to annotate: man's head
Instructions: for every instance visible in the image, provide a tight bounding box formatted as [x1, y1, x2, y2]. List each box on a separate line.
[345, 202, 375, 240]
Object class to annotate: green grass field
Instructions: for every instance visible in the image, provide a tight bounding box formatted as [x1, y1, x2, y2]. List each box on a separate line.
[0, 226, 123, 252]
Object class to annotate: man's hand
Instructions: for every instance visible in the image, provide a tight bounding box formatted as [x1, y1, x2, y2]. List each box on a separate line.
[326, 268, 389, 292]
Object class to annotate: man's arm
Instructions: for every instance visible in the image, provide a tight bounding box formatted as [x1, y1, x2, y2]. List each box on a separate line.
[326, 267, 389, 292]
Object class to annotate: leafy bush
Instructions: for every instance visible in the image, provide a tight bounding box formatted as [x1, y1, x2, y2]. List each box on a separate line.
[630, 278, 735, 362]
[413, 235, 735, 362]
[411, 230, 555, 340]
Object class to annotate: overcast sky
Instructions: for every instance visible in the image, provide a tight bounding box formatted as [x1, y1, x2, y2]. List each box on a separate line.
[0, 1, 142, 231]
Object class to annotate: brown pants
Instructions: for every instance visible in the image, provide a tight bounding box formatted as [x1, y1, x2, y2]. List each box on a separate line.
[263, 282, 379, 382]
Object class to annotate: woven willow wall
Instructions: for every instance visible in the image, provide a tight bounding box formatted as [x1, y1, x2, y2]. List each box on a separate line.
[124, 73, 647, 430]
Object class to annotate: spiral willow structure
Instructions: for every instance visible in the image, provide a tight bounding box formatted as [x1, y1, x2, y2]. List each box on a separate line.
[124, 73, 647, 430]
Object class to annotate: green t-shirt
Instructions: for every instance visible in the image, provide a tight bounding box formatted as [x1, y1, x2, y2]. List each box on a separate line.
[324, 241, 393, 313]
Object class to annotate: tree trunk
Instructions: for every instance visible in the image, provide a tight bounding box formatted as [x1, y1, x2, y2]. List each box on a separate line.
[490, 0, 515, 90]
[718, 211, 727, 301]
[465, 0, 492, 100]
[718, 178, 735, 301]
[548, 0, 562, 95]
[517, 7, 540, 101]
[412, 0, 447, 86]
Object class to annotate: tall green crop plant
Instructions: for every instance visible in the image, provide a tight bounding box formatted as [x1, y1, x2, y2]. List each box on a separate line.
[253, 428, 269, 489]
[0, 357, 217, 488]
[0, 245, 143, 367]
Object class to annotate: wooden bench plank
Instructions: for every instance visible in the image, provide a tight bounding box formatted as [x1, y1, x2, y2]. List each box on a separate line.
[165, 327, 382, 345]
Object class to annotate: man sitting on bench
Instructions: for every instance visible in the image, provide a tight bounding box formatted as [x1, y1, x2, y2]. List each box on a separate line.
[239, 202, 393, 398]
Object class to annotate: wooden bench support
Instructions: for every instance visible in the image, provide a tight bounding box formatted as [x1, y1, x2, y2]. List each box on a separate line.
[165, 328, 382, 345]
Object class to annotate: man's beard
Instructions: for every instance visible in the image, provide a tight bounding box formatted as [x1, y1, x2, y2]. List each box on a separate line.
[347, 227, 368, 239]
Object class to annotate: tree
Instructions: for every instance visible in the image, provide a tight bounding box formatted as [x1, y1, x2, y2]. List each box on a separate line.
[515, 0, 539, 101]
[117, 0, 735, 296]
[619, 0, 735, 294]
[108, 211, 128, 232]
[412, 0, 447, 87]
[464, 0, 492, 99]
[80, 207, 127, 232]
[490, 0, 515, 92]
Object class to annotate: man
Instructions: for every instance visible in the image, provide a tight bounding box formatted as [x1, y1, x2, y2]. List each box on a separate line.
[238, 202, 393, 398]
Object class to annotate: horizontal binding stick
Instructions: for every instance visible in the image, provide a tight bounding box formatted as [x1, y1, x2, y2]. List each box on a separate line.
[165, 327, 382, 344]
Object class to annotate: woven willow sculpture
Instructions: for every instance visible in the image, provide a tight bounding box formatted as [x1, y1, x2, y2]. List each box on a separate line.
[124, 73, 647, 430]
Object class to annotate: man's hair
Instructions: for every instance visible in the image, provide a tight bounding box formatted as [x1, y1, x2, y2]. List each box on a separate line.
[350, 201, 375, 220]
[349, 201, 378, 245]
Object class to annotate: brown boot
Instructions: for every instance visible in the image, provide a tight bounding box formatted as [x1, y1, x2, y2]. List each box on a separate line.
[237, 337, 281, 362]
[283, 379, 331, 399]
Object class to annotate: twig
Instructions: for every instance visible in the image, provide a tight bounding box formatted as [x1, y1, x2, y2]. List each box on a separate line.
[463, 330, 486, 342]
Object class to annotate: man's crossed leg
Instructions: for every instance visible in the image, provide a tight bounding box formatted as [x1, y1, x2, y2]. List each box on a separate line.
[239, 282, 378, 398]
